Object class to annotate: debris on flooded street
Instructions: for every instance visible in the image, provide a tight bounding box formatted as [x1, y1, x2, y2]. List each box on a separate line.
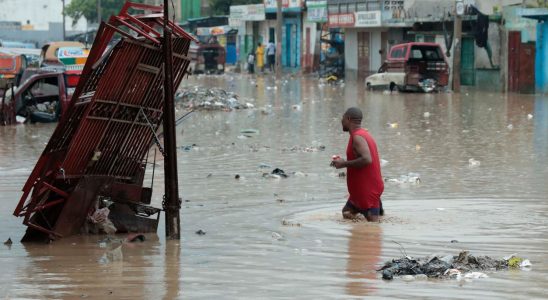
[11, 2, 194, 242]
[282, 145, 326, 152]
[1, 1, 548, 297]
[175, 86, 254, 111]
[379, 251, 531, 281]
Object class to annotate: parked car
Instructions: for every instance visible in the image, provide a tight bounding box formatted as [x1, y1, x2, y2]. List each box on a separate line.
[0, 47, 40, 90]
[365, 42, 449, 92]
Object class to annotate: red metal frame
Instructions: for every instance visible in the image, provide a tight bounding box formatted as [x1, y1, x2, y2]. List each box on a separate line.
[13, 1, 194, 240]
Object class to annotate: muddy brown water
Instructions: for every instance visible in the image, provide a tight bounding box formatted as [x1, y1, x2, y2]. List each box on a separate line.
[1, 74, 547, 299]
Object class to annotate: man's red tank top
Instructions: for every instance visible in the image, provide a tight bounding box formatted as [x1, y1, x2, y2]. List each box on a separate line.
[346, 128, 384, 210]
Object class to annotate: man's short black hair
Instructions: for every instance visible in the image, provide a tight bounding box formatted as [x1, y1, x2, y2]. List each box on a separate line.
[345, 107, 363, 123]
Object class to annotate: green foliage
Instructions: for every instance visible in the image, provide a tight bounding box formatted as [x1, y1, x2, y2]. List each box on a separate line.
[65, 0, 144, 25]
[208, 0, 263, 16]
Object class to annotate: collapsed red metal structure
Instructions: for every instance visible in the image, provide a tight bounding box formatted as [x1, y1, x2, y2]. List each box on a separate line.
[13, 2, 196, 241]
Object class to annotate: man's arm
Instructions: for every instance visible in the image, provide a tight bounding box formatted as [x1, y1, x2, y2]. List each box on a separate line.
[333, 135, 372, 169]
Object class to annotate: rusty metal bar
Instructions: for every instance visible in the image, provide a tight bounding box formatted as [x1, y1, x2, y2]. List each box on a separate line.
[31, 198, 66, 213]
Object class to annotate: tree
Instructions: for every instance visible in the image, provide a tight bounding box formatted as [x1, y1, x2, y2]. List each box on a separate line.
[208, 0, 262, 16]
[65, 0, 144, 25]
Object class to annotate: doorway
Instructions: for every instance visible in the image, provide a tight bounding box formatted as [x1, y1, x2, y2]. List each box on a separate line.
[357, 32, 370, 78]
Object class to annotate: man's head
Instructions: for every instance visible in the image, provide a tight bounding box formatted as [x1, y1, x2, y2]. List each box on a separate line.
[341, 107, 363, 132]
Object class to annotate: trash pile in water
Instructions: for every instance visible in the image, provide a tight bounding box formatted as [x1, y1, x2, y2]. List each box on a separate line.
[175, 86, 254, 111]
[379, 251, 531, 281]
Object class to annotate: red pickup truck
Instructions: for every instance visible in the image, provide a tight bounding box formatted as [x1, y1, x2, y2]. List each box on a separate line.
[1, 68, 80, 124]
[365, 42, 450, 92]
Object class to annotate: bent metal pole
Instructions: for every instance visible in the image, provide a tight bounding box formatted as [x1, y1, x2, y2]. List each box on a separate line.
[163, 0, 181, 239]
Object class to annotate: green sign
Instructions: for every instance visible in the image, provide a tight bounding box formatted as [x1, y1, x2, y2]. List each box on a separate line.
[307, 0, 327, 23]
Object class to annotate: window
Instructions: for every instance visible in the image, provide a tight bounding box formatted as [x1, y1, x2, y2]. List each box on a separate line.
[30, 77, 59, 97]
[411, 49, 423, 59]
[390, 46, 407, 59]
[347, 3, 356, 12]
[424, 49, 440, 60]
[367, 1, 381, 10]
[328, 4, 339, 14]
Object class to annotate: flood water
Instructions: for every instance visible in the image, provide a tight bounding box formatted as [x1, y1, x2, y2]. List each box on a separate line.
[1, 74, 548, 299]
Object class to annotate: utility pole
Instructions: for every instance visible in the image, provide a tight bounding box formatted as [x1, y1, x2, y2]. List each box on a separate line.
[162, 0, 181, 239]
[97, 0, 102, 25]
[275, 0, 283, 79]
[452, 1, 463, 92]
[62, 0, 66, 40]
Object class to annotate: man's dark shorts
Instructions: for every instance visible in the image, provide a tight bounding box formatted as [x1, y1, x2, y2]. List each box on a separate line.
[343, 200, 383, 216]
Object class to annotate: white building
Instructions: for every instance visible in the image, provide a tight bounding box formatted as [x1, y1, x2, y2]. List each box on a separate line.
[0, 0, 87, 32]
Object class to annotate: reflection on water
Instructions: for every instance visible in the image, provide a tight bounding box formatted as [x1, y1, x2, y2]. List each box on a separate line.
[346, 225, 382, 297]
[1, 74, 548, 298]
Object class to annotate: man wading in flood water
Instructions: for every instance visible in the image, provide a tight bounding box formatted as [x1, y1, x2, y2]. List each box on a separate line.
[331, 107, 384, 222]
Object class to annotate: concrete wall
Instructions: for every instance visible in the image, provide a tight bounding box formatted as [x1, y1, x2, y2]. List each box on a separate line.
[0, 0, 87, 31]
[344, 29, 357, 72]
[302, 19, 319, 72]
[371, 31, 382, 71]
[344, 28, 384, 73]
[503, 6, 538, 42]
[0, 23, 81, 47]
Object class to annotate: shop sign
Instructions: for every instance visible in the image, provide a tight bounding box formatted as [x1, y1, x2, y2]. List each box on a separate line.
[328, 13, 354, 27]
[264, 0, 303, 13]
[306, 0, 327, 22]
[354, 11, 381, 27]
[229, 4, 266, 26]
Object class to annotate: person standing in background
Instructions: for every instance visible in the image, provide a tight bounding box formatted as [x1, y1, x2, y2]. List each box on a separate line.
[255, 42, 265, 73]
[266, 40, 276, 72]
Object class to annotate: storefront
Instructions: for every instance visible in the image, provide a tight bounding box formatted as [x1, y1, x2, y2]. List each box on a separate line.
[196, 26, 238, 64]
[328, 10, 386, 78]
[229, 4, 266, 65]
[264, 0, 304, 69]
[303, 0, 327, 72]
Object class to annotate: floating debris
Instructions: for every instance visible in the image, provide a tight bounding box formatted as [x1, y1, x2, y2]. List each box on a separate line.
[507, 124, 514, 130]
[4, 238, 12, 246]
[423, 112, 431, 118]
[527, 114, 533, 120]
[384, 173, 421, 184]
[379, 251, 527, 281]
[241, 128, 259, 134]
[271, 232, 283, 240]
[98, 245, 123, 264]
[468, 158, 481, 167]
[195, 229, 206, 235]
[282, 145, 326, 153]
[175, 86, 254, 111]
[282, 219, 301, 227]
[271, 168, 288, 178]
